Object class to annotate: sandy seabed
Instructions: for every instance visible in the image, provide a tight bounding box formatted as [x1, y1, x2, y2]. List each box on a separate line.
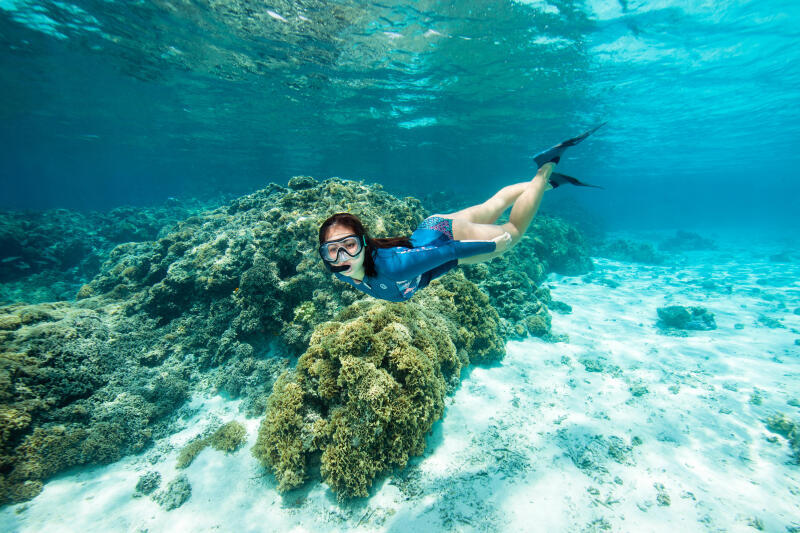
[2, 233, 799, 533]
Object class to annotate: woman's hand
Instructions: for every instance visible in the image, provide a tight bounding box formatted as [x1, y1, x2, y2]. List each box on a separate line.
[491, 231, 512, 253]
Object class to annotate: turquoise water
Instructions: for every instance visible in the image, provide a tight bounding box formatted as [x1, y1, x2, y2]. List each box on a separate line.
[2, 2, 800, 531]
[2, 0, 799, 230]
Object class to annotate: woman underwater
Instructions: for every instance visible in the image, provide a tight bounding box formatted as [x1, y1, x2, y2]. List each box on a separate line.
[318, 125, 603, 302]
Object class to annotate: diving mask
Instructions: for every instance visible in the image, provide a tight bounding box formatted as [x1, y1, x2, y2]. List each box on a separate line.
[318, 234, 365, 263]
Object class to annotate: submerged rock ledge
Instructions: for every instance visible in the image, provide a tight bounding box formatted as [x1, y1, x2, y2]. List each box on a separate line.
[0, 177, 592, 504]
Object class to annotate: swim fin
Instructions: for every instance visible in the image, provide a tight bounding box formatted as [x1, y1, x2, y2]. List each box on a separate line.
[549, 172, 603, 189]
[533, 122, 606, 167]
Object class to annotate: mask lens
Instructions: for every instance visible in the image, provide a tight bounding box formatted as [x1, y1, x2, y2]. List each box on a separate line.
[320, 235, 362, 262]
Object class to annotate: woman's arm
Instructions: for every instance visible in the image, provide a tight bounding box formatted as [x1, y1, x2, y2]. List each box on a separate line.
[380, 239, 497, 281]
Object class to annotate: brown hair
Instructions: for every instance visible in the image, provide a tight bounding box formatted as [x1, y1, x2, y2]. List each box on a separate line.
[319, 212, 413, 278]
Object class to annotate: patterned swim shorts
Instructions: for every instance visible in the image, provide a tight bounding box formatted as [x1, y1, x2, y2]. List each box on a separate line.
[416, 215, 454, 240]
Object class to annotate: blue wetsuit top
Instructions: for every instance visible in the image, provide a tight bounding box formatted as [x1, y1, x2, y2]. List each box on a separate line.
[333, 228, 496, 302]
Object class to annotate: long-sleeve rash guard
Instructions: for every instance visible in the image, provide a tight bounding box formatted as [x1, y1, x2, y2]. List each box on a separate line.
[333, 228, 496, 302]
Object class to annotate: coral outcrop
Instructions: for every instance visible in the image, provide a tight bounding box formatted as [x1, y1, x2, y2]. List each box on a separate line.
[765, 413, 800, 463]
[0, 176, 593, 505]
[0, 200, 207, 304]
[176, 421, 247, 469]
[593, 239, 666, 264]
[461, 214, 593, 339]
[252, 272, 504, 499]
[659, 230, 717, 252]
[656, 306, 717, 331]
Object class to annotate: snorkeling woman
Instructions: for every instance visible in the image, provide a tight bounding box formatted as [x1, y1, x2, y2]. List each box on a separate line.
[318, 125, 603, 302]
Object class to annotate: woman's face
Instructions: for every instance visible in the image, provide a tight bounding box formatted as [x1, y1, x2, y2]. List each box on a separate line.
[323, 223, 365, 277]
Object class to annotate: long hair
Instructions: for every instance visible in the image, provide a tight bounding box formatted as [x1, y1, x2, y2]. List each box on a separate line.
[319, 212, 413, 278]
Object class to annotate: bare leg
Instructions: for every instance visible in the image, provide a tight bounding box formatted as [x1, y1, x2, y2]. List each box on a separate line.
[435, 182, 528, 225]
[446, 163, 555, 264]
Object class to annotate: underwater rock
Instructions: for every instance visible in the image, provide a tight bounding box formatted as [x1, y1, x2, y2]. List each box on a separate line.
[656, 306, 717, 331]
[768, 251, 793, 262]
[557, 429, 636, 475]
[252, 272, 504, 499]
[658, 230, 717, 252]
[654, 482, 671, 506]
[757, 315, 784, 329]
[765, 413, 800, 463]
[153, 474, 192, 510]
[593, 239, 666, 264]
[461, 215, 592, 339]
[548, 300, 572, 314]
[134, 471, 161, 496]
[176, 421, 246, 469]
[0, 201, 208, 304]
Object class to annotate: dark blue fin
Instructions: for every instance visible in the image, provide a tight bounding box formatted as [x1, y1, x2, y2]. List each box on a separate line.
[533, 123, 606, 167]
[549, 172, 603, 189]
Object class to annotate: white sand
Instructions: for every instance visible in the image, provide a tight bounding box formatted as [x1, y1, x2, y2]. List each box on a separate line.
[2, 233, 799, 532]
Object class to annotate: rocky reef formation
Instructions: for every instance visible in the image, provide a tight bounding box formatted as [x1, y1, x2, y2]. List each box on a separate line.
[659, 230, 717, 252]
[656, 305, 717, 331]
[0, 301, 190, 503]
[176, 421, 247, 469]
[0, 176, 592, 505]
[0, 200, 208, 304]
[766, 413, 800, 464]
[461, 215, 593, 340]
[252, 273, 504, 499]
[592, 239, 667, 264]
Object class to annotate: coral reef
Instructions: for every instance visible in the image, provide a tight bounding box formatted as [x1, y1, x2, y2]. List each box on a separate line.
[461, 214, 593, 340]
[0, 200, 208, 304]
[78, 177, 426, 356]
[253, 272, 504, 499]
[659, 230, 717, 252]
[176, 421, 247, 469]
[593, 239, 666, 264]
[0, 176, 593, 505]
[765, 413, 800, 463]
[0, 178, 430, 505]
[153, 474, 192, 510]
[0, 301, 189, 504]
[656, 306, 717, 331]
[134, 471, 161, 496]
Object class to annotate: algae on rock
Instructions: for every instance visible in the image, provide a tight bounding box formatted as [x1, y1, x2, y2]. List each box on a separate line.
[253, 272, 504, 499]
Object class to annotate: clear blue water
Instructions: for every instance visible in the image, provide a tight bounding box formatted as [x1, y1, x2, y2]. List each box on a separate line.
[1, 0, 799, 231]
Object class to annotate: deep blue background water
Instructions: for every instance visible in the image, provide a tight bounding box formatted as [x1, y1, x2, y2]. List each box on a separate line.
[1, 0, 798, 233]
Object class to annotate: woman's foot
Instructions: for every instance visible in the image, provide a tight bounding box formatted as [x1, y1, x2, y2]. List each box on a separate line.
[535, 162, 556, 191]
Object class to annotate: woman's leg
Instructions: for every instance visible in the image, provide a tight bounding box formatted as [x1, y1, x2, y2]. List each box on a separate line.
[438, 182, 529, 225]
[445, 163, 555, 264]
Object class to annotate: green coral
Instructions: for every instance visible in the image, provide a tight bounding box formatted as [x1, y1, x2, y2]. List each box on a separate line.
[765, 413, 800, 462]
[208, 421, 247, 452]
[176, 438, 209, 469]
[177, 421, 248, 469]
[253, 272, 504, 499]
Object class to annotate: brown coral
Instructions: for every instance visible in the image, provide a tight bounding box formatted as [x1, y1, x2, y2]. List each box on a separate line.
[253, 272, 504, 499]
